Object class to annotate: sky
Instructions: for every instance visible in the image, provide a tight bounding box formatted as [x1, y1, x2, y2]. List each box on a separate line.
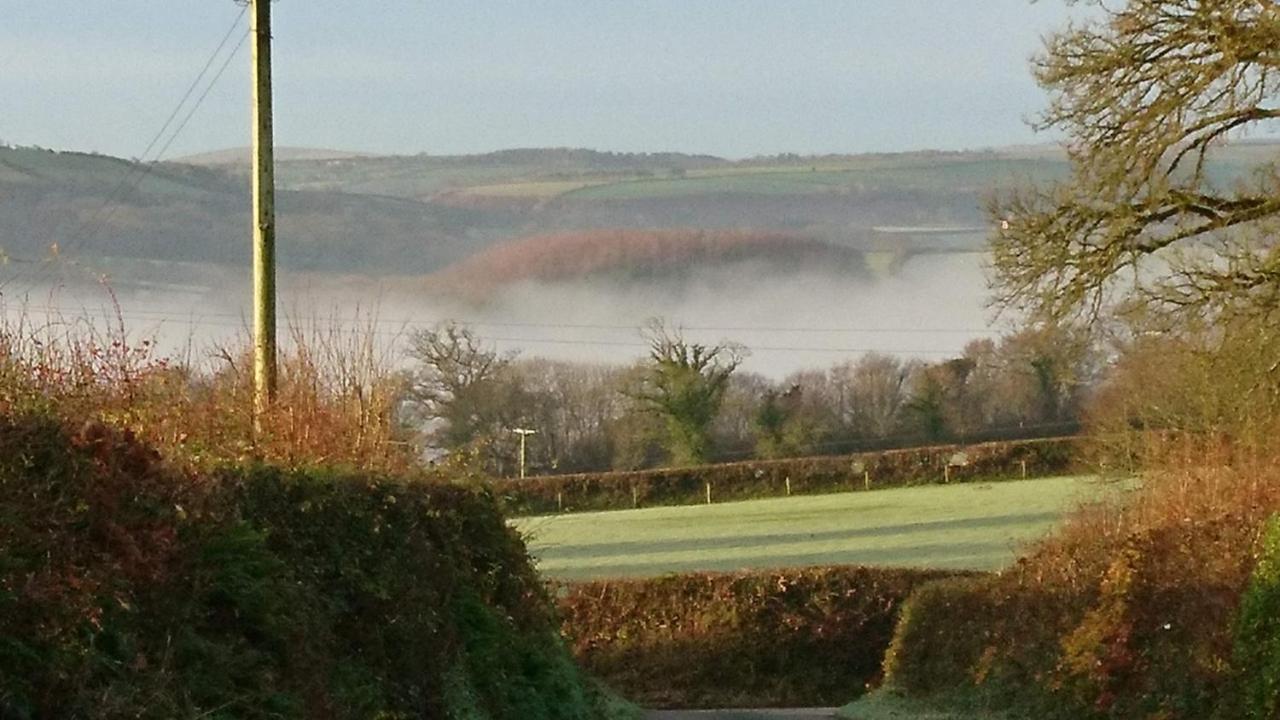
[1, 1, 1080, 160]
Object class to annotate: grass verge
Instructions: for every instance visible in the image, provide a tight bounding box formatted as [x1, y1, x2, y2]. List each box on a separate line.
[837, 688, 1020, 720]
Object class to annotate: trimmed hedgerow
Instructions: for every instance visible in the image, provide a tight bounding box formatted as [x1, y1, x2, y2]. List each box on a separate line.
[882, 517, 1257, 720]
[501, 437, 1081, 516]
[1235, 514, 1280, 720]
[0, 413, 625, 720]
[557, 566, 975, 709]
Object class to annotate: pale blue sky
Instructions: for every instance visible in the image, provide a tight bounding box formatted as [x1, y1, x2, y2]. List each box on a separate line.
[1, 1, 1079, 159]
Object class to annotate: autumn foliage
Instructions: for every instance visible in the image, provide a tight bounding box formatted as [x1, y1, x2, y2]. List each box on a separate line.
[881, 436, 1280, 719]
[0, 309, 413, 473]
[0, 414, 610, 719]
[430, 228, 866, 297]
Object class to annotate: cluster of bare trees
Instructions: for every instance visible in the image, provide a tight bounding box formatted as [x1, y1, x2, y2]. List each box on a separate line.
[403, 321, 1097, 478]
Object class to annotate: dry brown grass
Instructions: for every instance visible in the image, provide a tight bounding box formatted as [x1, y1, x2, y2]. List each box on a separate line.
[1029, 435, 1280, 586]
[0, 300, 416, 472]
[884, 428, 1280, 718]
[884, 321, 1280, 717]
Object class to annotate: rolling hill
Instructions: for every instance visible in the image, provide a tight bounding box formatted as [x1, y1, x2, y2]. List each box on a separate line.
[0, 145, 496, 275]
[3, 141, 1274, 290]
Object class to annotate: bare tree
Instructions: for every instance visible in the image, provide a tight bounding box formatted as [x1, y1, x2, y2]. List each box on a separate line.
[405, 322, 530, 471]
[511, 358, 628, 473]
[991, 0, 1280, 324]
[833, 353, 913, 439]
[713, 371, 774, 460]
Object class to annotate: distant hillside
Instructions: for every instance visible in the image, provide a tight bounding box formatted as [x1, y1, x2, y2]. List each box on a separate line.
[174, 146, 380, 165]
[0, 146, 496, 275]
[3, 141, 1274, 286]
[266, 147, 1068, 200]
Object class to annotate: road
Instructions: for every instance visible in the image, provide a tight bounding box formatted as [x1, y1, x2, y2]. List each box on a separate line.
[647, 710, 838, 720]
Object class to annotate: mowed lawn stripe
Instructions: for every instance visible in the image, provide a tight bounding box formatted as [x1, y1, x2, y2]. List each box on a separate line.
[514, 476, 1118, 580]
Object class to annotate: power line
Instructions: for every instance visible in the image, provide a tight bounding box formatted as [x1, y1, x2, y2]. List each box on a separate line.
[1, 7, 250, 296]
[449, 335, 964, 356]
[410, 319, 1002, 335]
[56, 29, 249, 263]
[7, 304, 981, 357]
[151, 29, 250, 174]
[3, 298, 1003, 336]
[113, 9, 249, 189]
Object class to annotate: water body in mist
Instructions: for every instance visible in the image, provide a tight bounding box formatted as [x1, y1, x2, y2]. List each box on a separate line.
[3, 252, 1004, 378]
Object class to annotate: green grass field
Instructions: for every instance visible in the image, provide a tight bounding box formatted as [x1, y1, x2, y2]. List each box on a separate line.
[515, 476, 1122, 580]
[557, 157, 1068, 200]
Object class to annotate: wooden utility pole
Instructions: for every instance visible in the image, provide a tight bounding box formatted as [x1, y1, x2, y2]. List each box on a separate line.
[250, 0, 278, 430]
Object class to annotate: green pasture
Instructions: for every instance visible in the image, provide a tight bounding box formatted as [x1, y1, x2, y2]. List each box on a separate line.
[456, 179, 606, 197]
[515, 475, 1122, 580]
[275, 151, 1072, 202]
[558, 157, 1067, 200]
[560, 170, 846, 199]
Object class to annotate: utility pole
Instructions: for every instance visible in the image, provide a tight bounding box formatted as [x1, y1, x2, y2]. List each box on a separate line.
[513, 428, 537, 479]
[250, 0, 278, 431]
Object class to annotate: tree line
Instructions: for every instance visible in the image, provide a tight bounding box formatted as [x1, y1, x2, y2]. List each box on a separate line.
[403, 320, 1097, 478]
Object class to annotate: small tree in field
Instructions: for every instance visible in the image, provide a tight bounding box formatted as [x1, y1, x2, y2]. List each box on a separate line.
[630, 321, 744, 466]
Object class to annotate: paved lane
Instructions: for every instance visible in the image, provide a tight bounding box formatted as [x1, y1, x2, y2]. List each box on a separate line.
[647, 710, 838, 720]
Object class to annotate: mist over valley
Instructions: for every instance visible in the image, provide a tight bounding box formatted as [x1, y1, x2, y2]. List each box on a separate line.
[5, 140, 1275, 374]
[0, 144, 1063, 374]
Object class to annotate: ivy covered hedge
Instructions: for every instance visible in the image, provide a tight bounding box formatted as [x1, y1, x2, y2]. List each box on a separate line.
[557, 566, 976, 709]
[0, 414, 624, 720]
[1234, 515, 1280, 719]
[502, 437, 1081, 516]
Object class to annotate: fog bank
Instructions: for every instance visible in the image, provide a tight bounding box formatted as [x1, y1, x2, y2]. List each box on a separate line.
[2, 252, 1006, 378]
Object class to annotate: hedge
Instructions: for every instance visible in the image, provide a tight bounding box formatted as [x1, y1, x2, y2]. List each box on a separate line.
[882, 518, 1256, 720]
[0, 414, 625, 720]
[1234, 514, 1280, 719]
[501, 436, 1082, 516]
[557, 565, 976, 709]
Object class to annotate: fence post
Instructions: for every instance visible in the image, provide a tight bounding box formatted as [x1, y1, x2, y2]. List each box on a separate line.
[785, 476, 792, 496]
[632, 485, 639, 509]
[706, 481, 712, 505]
[1021, 460, 1028, 479]
[864, 470, 870, 491]
[944, 464, 951, 483]
[557, 491, 563, 513]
